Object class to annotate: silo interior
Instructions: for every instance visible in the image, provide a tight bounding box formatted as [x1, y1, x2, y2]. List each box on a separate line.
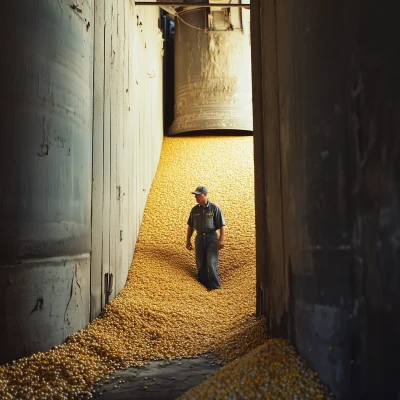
[0, 1, 399, 399]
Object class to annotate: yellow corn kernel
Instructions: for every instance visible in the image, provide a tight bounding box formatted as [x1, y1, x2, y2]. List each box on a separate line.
[0, 137, 330, 399]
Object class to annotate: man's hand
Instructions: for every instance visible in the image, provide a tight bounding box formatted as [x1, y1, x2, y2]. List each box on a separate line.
[218, 226, 225, 250]
[186, 226, 194, 250]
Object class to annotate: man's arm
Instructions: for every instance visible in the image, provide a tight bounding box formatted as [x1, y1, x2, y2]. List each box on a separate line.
[218, 225, 225, 250]
[186, 225, 194, 250]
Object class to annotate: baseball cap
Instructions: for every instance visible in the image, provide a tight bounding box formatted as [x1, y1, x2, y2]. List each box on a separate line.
[192, 186, 208, 195]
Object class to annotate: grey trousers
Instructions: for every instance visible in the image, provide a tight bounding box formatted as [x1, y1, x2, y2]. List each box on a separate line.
[194, 232, 220, 289]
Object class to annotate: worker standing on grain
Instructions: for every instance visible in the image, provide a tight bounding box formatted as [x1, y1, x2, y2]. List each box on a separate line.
[186, 186, 226, 290]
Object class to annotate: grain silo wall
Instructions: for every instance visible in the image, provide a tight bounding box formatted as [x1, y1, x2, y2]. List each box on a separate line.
[0, 0, 94, 363]
[0, 0, 164, 363]
[251, 0, 400, 398]
[91, 2, 164, 318]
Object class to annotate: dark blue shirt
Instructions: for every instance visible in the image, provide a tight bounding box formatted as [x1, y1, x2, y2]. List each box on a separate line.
[187, 201, 226, 234]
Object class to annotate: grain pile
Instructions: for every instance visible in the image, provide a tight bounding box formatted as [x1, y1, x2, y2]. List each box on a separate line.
[0, 136, 331, 399]
[179, 339, 333, 400]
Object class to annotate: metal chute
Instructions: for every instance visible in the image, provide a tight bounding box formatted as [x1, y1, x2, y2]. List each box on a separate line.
[167, 1, 253, 135]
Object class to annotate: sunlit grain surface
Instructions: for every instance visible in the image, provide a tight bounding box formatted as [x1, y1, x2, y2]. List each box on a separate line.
[0, 136, 331, 399]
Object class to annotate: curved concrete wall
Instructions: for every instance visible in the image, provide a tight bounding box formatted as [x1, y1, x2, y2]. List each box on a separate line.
[0, 0, 94, 362]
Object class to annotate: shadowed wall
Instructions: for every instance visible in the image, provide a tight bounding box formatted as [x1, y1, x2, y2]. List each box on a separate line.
[251, 0, 400, 398]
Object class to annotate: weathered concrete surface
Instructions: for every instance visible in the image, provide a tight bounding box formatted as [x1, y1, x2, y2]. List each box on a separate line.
[0, 0, 165, 364]
[92, 355, 220, 399]
[91, 1, 164, 320]
[0, 256, 90, 363]
[0, 0, 94, 363]
[251, 0, 400, 399]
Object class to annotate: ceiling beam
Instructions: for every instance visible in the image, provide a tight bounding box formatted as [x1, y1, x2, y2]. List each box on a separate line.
[135, 2, 250, 7]
[159, 5, 177, 14]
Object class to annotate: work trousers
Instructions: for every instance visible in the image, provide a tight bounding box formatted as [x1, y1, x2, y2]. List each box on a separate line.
[194, 232, 220, 290]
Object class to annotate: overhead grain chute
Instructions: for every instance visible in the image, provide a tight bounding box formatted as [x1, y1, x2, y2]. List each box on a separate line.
[165, 0, 253, 135]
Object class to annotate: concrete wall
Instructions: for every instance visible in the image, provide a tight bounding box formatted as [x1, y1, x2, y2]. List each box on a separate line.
[91, 1, 164, 318]
[0, 0, 164, 363]
[251, 1, 400, 398]
[0, 0, 94, 364]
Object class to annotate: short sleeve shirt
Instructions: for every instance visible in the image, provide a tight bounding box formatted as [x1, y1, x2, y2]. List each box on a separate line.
[187, 201, 226, 233]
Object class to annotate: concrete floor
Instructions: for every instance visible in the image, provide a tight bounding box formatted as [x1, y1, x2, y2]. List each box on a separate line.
[92, 355, 221, 399]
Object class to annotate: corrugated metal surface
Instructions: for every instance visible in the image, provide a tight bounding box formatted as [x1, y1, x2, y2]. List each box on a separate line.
[0, 0, 94, 363]
[91, 1, 164, 316]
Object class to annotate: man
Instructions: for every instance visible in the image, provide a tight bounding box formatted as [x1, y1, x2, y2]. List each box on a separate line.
[186, 186, 226, 290]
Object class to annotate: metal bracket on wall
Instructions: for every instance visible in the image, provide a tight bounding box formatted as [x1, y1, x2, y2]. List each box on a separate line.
[104, 273, 114, 304]
[256, 283, 264, 317]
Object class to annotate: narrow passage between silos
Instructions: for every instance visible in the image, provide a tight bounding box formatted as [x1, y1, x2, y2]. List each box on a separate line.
[0, 136, 333, 400]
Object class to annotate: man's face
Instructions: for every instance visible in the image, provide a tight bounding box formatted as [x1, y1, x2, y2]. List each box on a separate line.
[195, 193, 207, 205]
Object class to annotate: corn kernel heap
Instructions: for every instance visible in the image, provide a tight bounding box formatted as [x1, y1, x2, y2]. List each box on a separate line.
[0, 137, 331, 399]
[179, 339, 332, 400]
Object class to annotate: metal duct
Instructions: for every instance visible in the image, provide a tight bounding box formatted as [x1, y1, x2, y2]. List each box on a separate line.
[168, 3, 253, 135]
